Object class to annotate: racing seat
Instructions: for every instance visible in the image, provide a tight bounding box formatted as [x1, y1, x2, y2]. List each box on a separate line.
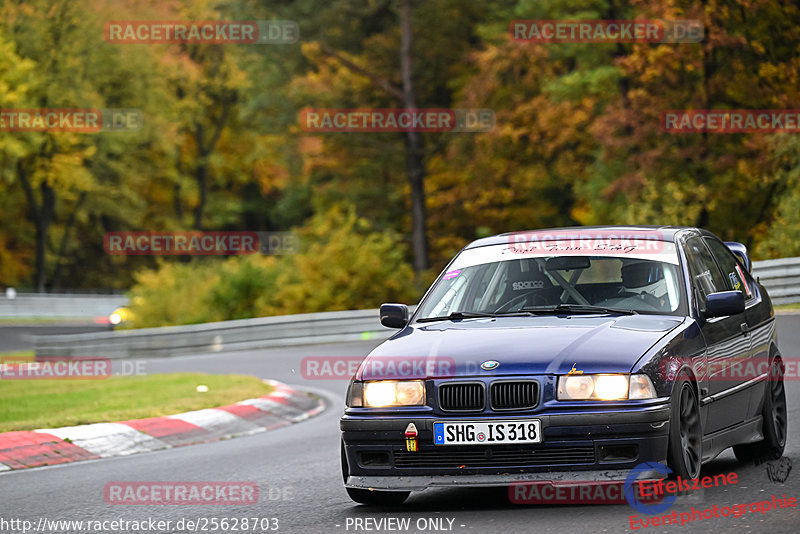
[494, 259, 558, 310]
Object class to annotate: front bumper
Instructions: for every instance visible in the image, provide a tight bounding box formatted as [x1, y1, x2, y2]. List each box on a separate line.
[341, 402, 670, 490]
[346, 468, 666, 491]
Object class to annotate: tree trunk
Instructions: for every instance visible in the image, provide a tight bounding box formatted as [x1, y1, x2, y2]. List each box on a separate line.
[194, 162, 208, 230]
[51, 191, 87, 289]
[318, 3, 431, 277]
[174, 146, 185, 223]
[400, 0, 429, 275]
[17, 160, 55, 292]
[191, 100, 233, 231]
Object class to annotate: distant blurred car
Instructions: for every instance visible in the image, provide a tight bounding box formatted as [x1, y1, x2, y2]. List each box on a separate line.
[108, 306, 131, 329]
[340, 226, 785, 505]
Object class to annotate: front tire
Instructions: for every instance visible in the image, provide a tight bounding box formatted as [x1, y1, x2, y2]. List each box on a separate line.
[341, 441, 410, 505]
[667, 376, 702, 479]
[733, 357, 787, 463]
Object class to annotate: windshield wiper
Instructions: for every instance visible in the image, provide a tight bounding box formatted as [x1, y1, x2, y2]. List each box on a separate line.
[416, 305, 632, 322]
[519, 304, 638, 315]
[416, 311, 530, 322]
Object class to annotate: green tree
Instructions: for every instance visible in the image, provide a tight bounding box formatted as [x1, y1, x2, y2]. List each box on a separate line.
[127, 205, 418, 327]
[0, 27, 36, 286]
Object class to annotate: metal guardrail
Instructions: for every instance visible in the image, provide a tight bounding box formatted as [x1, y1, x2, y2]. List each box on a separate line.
[34, 308, 397, 359]
[29, 256, 800, 360]
[0, 293, 128, 319]
[752, 257, 800, 305]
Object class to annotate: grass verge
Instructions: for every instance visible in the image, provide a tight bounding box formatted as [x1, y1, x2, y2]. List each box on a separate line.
[0, 373, 273, 433]
[0, 350, 34, 361]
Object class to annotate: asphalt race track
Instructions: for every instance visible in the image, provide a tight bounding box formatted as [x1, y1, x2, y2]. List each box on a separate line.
[1, 317, 799, 534]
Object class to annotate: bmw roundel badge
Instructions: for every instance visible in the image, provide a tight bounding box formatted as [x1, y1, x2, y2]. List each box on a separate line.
[480, 360, 500, 371]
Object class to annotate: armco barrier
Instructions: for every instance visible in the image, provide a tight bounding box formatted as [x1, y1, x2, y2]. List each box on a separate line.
[752, 257, 800, 306]
[0, 293, 128, 319]
[29, 256, 799, 360]
[33, 308, 399, 359]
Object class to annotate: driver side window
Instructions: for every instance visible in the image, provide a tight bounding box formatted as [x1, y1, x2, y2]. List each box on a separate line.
[684, 238, 727, 301]
[704, 238, 753, 300]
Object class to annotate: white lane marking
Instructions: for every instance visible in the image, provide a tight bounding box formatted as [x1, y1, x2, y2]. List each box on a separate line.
[35, 424, 170, 458]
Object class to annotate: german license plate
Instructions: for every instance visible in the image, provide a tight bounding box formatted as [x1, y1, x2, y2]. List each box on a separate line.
[433, 420, 541, 445]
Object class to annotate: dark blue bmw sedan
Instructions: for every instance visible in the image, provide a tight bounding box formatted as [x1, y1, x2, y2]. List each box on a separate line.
[340, 226, 786, 505]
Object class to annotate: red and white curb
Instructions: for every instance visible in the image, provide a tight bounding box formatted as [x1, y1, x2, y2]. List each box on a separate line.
[0, 380, 323, 471]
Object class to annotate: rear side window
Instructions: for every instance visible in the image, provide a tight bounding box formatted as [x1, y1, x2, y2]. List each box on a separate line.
[684, 237, 727, 300]
[704, 238, 754, 299]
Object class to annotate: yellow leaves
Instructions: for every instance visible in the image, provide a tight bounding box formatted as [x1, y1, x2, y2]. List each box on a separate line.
[259, 206, 416, 316]
[293, 43, 386, 107]
[126, 205, 418, 327]
[758, 62, 782, 81]
[0, 233, 32, 286]
[300, 41, 323, 61]
[129, 260, 224, 327]
[0, 31, 38, 107]
[570, 202, 593, 226]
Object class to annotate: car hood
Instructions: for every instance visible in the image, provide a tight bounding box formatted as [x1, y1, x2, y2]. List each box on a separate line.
[357, 315, 683, 380]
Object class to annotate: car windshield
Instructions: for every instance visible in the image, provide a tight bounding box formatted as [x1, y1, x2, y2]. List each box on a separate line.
[416, 239, 685, 319]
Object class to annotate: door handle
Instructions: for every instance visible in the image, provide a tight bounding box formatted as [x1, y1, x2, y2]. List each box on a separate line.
[740, 322, 749, 334]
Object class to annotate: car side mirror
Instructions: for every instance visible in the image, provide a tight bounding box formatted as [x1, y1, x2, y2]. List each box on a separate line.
[725, 241, 752, 272]
[705, 291, 745, 318]
[380, 303, 409, 329]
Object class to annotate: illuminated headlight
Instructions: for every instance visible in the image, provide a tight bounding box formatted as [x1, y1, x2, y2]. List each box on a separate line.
[362, 380, 425, 407]
[595, 375, 629, 400]
[108, 307, 129, 326]
[557, 374, 655, 401]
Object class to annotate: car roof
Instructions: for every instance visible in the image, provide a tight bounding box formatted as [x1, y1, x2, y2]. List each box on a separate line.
[463, 225, 711, 250]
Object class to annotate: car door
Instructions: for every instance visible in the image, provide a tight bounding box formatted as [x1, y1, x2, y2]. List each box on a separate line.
[704, 237, 769, 423]
[683, 237, 752, 435]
